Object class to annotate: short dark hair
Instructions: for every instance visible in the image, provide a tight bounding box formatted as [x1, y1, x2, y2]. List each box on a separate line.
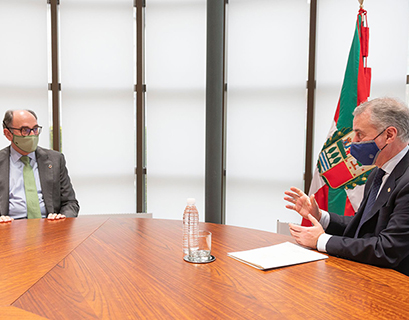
[2, 110, 38, 130]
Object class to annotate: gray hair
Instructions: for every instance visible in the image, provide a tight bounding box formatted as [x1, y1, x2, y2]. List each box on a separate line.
[2, 109, 38, 129]
[353, 97, 409, 143]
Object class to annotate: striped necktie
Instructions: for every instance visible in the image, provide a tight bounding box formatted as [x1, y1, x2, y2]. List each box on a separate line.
[355, 168, 385, 237]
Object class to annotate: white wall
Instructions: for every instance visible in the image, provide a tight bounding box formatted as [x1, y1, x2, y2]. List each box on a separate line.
[145, 1, 206, 221]
[60, 0, 136, 214]
[0, 1, 49, 150]
[226, 0, 309, 231]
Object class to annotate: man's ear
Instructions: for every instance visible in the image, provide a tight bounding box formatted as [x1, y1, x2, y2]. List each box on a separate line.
[3, 128, 13, 142]
[386, 126, 398, 143]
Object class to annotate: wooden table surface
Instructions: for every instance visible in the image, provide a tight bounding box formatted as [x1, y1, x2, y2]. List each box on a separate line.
[0, 217, 408, 319]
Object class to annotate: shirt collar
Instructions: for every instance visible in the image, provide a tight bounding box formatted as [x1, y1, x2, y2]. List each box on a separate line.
[381, 145, 409, 175]
[10, 146, 36, 164]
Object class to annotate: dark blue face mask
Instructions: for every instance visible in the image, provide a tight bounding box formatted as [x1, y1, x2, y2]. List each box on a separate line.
[350, 128, 388, 166]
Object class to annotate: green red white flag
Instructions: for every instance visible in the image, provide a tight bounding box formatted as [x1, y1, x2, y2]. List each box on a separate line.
[303, 8, 373, 226]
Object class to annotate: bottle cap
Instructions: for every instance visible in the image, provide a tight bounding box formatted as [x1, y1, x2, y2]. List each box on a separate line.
[187, 198, 196, 205]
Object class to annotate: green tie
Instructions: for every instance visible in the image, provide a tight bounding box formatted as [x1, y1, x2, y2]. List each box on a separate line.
[20, 156, 42, 219]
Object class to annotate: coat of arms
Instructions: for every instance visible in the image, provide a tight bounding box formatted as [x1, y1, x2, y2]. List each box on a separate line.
[318, 128, 374, 189]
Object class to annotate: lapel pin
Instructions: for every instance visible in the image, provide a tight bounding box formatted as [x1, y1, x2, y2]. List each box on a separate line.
[387, 188, 391, 193]
[48, 164, 52, 169]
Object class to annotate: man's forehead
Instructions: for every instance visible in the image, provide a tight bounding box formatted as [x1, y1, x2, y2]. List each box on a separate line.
[352, 115, 364, 130]
[14, 110, 31, 117]
[12, 110, 37, 125]
[353, 112, 376, 132]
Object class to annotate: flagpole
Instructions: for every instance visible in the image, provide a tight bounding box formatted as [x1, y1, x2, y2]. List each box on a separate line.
[358, 0, 364, 8]
[304, 0, 318, 194]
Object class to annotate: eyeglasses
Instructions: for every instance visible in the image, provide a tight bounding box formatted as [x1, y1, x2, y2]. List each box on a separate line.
[4, 123, 42, 136]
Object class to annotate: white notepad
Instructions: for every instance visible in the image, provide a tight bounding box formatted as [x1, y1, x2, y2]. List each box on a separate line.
[227, 241, 328, 270]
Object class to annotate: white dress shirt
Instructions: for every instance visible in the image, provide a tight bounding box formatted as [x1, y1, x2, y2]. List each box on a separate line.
[9, 147, 46, 219]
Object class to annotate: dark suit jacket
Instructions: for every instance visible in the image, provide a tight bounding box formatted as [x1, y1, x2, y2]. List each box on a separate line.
[0, 146, 79, 218]
[326, 150, 409, 276]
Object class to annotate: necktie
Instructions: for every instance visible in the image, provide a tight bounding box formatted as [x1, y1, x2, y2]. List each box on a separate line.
[355, 168, 385, 237]
[20, 156, 42, 219]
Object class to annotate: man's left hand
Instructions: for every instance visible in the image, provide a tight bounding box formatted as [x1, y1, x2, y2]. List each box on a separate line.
[47, 213, 66, 220]
[289, 214, 324, 249]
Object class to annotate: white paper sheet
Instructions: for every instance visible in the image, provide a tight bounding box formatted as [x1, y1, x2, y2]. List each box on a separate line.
[227, 241, 328, 270]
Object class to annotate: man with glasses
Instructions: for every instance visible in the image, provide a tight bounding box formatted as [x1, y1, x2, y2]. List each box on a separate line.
[0, 109, 79, 222]
[285, 97, 409, 276]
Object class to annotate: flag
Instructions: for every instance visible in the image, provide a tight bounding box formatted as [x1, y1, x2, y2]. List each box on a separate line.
[304, 7, 373, 226]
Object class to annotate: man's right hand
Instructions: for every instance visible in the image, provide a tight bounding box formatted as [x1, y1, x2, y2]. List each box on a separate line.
[284, 187, 322, 221]
[0, 215, 13, 223]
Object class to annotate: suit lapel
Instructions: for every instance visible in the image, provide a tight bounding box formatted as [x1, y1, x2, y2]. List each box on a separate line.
[36, 147, 54, 214]
[344, 169, 375, 236]
[355, 151, 409, 232]
[0, 147, 10, 216]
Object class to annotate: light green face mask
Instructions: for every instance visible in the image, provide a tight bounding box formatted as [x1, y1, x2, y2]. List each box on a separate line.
[13, 135, 39, 153]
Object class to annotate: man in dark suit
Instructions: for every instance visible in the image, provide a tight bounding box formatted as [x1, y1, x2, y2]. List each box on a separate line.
[285, 97, 409, 276]
[0, 109, 79, 223]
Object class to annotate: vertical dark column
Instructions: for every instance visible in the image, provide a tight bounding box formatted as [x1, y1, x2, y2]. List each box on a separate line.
[134, 0, 146, 212]
[49, 0, 61, 151]
[206, 0, 227, 224]
[304, 0, 318, 194]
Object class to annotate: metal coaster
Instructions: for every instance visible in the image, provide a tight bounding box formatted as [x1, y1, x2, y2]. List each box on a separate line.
[183, 255, 216, 264]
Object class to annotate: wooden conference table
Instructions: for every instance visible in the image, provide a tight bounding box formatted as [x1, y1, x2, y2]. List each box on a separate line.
[0, 217, 408, 319]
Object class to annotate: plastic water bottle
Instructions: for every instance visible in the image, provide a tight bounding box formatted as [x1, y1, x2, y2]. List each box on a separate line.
[183, 198, 199, 255]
